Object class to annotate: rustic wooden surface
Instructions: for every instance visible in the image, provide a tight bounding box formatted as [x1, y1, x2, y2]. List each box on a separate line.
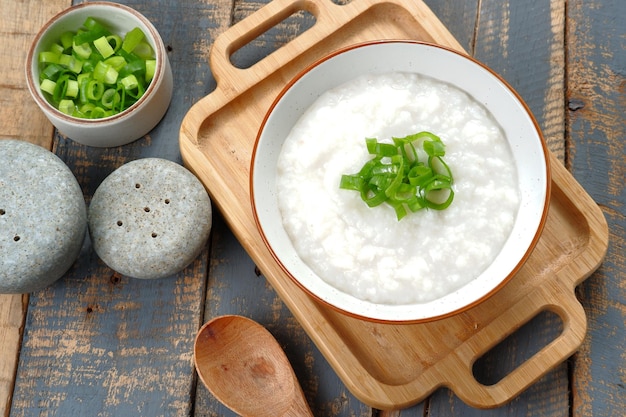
[0, 0, 623, 416]
[179, 0, 608, 409]
[0, 1, 67, 414]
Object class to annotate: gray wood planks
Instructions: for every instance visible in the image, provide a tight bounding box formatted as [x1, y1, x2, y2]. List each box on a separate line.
[387, 0, 571, 415]
[192, 1, 373, 415]
[8, 0, 623, 415]
[566, 0, 626, 416]
[10, 1, 218, 416]
[195, 213, 373, 416]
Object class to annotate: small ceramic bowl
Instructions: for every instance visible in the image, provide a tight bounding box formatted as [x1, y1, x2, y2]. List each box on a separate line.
[26, 1, 173, 147]
[251, 40, 551, 323]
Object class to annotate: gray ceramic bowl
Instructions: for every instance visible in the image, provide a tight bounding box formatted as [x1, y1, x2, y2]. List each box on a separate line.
[251, 40, 551, 323]
[26, 2, 172, 147]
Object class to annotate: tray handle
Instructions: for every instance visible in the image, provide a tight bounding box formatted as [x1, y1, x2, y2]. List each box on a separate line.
[448, 282, 587, 408]
[208, 0, 366, 91]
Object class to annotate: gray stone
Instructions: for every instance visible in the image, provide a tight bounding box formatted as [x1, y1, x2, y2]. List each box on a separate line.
[88, 158, 212, 279]
[0, 139, 87, 293]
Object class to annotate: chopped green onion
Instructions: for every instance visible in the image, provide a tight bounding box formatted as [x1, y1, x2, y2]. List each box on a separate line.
[59, 31, 74, 51]
[40, 79, 56, 95]
[119, 59, 143, 74]
[58, 99, 75, 115]
[101, 88, 120, 109]
[92, 60, 106, 81]
[106, 35, 123, 53]
[58, 54, 83, 73]
[40, 63, 65, 82]
[89, 106, 107, 119]
[104, 56, 127, 71]
[120, 74, 138, 91]
[52, 74, 70, 102]
[79, 103, 96, 115]
[77, 73, 91, 103]
[39, 51, 60, 64]
[74, 17, 108, 44]
[340, 132, 455, 220]
[86, 80, 104, 101]
[37, 16, 156, 119]
[93, 60, 118, 84]
[65, 79, 79, 98]
[145, 59, 156, 82]
[83, 16, 105, 31]
[121, 27, 145, 53]
[132, 42, 154, 60]
[94, 35, 115, 58]
[121, 74, 145, 99]
[72, 40, 92, 60]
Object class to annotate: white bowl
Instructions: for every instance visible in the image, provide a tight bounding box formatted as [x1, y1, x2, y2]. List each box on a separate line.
[251, 41, 551, 323]
[26, 1, 173, 147]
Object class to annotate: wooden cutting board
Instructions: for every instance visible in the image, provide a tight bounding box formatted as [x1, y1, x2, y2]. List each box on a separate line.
[180, 0, 609, 409]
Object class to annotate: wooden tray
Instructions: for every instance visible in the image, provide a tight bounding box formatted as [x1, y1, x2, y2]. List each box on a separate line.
[180, 0, 609, 409]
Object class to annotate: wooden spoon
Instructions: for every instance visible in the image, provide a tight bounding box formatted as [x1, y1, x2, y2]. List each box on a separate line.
[194, 315, 314, 417]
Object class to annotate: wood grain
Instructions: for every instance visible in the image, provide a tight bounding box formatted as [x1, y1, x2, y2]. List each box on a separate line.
[3, 0, 622, 415]
[193, 1, 373, 415]
[473, 0, 566, 163]
[180, 0, 607, 411]
[0, 0, 66, 148]
[0, 1, 68, 416]
[424, 0, 478, 54]
[425, 1, 571, 415]
[0, 295, 27, 417]
[196, 213, 373, 416]
[389, 5, 568, 416]
[566, 0, 626, 416]
[7, 1, 215, 416]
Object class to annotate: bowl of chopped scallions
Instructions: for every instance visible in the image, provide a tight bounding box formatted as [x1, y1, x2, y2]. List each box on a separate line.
[26, 1, 172, 147]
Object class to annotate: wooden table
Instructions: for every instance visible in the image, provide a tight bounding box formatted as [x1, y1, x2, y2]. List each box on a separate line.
[1, 0, 623, 416]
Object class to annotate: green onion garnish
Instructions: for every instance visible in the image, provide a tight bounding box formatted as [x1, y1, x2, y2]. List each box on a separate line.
[340, 132, 455, 220]
[37, 17, 155, 119]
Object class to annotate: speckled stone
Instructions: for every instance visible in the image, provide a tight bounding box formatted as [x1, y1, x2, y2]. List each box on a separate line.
[88, 158, 212, 279]
[0, 139, 87, 293]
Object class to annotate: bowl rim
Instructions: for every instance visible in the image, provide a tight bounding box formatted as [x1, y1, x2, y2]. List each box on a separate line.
[25, 1, 166, 125]
[250, 39, 552, 324]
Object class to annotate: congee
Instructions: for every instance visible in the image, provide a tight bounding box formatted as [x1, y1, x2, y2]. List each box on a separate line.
[276, 72, 520, 304]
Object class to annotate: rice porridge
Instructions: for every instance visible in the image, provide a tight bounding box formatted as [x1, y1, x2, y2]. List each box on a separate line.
[276, 72, 520, 305]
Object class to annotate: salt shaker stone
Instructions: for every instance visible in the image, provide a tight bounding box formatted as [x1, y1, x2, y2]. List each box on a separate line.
[0, 139, 87, 293]
[88, 158, 212, 279]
